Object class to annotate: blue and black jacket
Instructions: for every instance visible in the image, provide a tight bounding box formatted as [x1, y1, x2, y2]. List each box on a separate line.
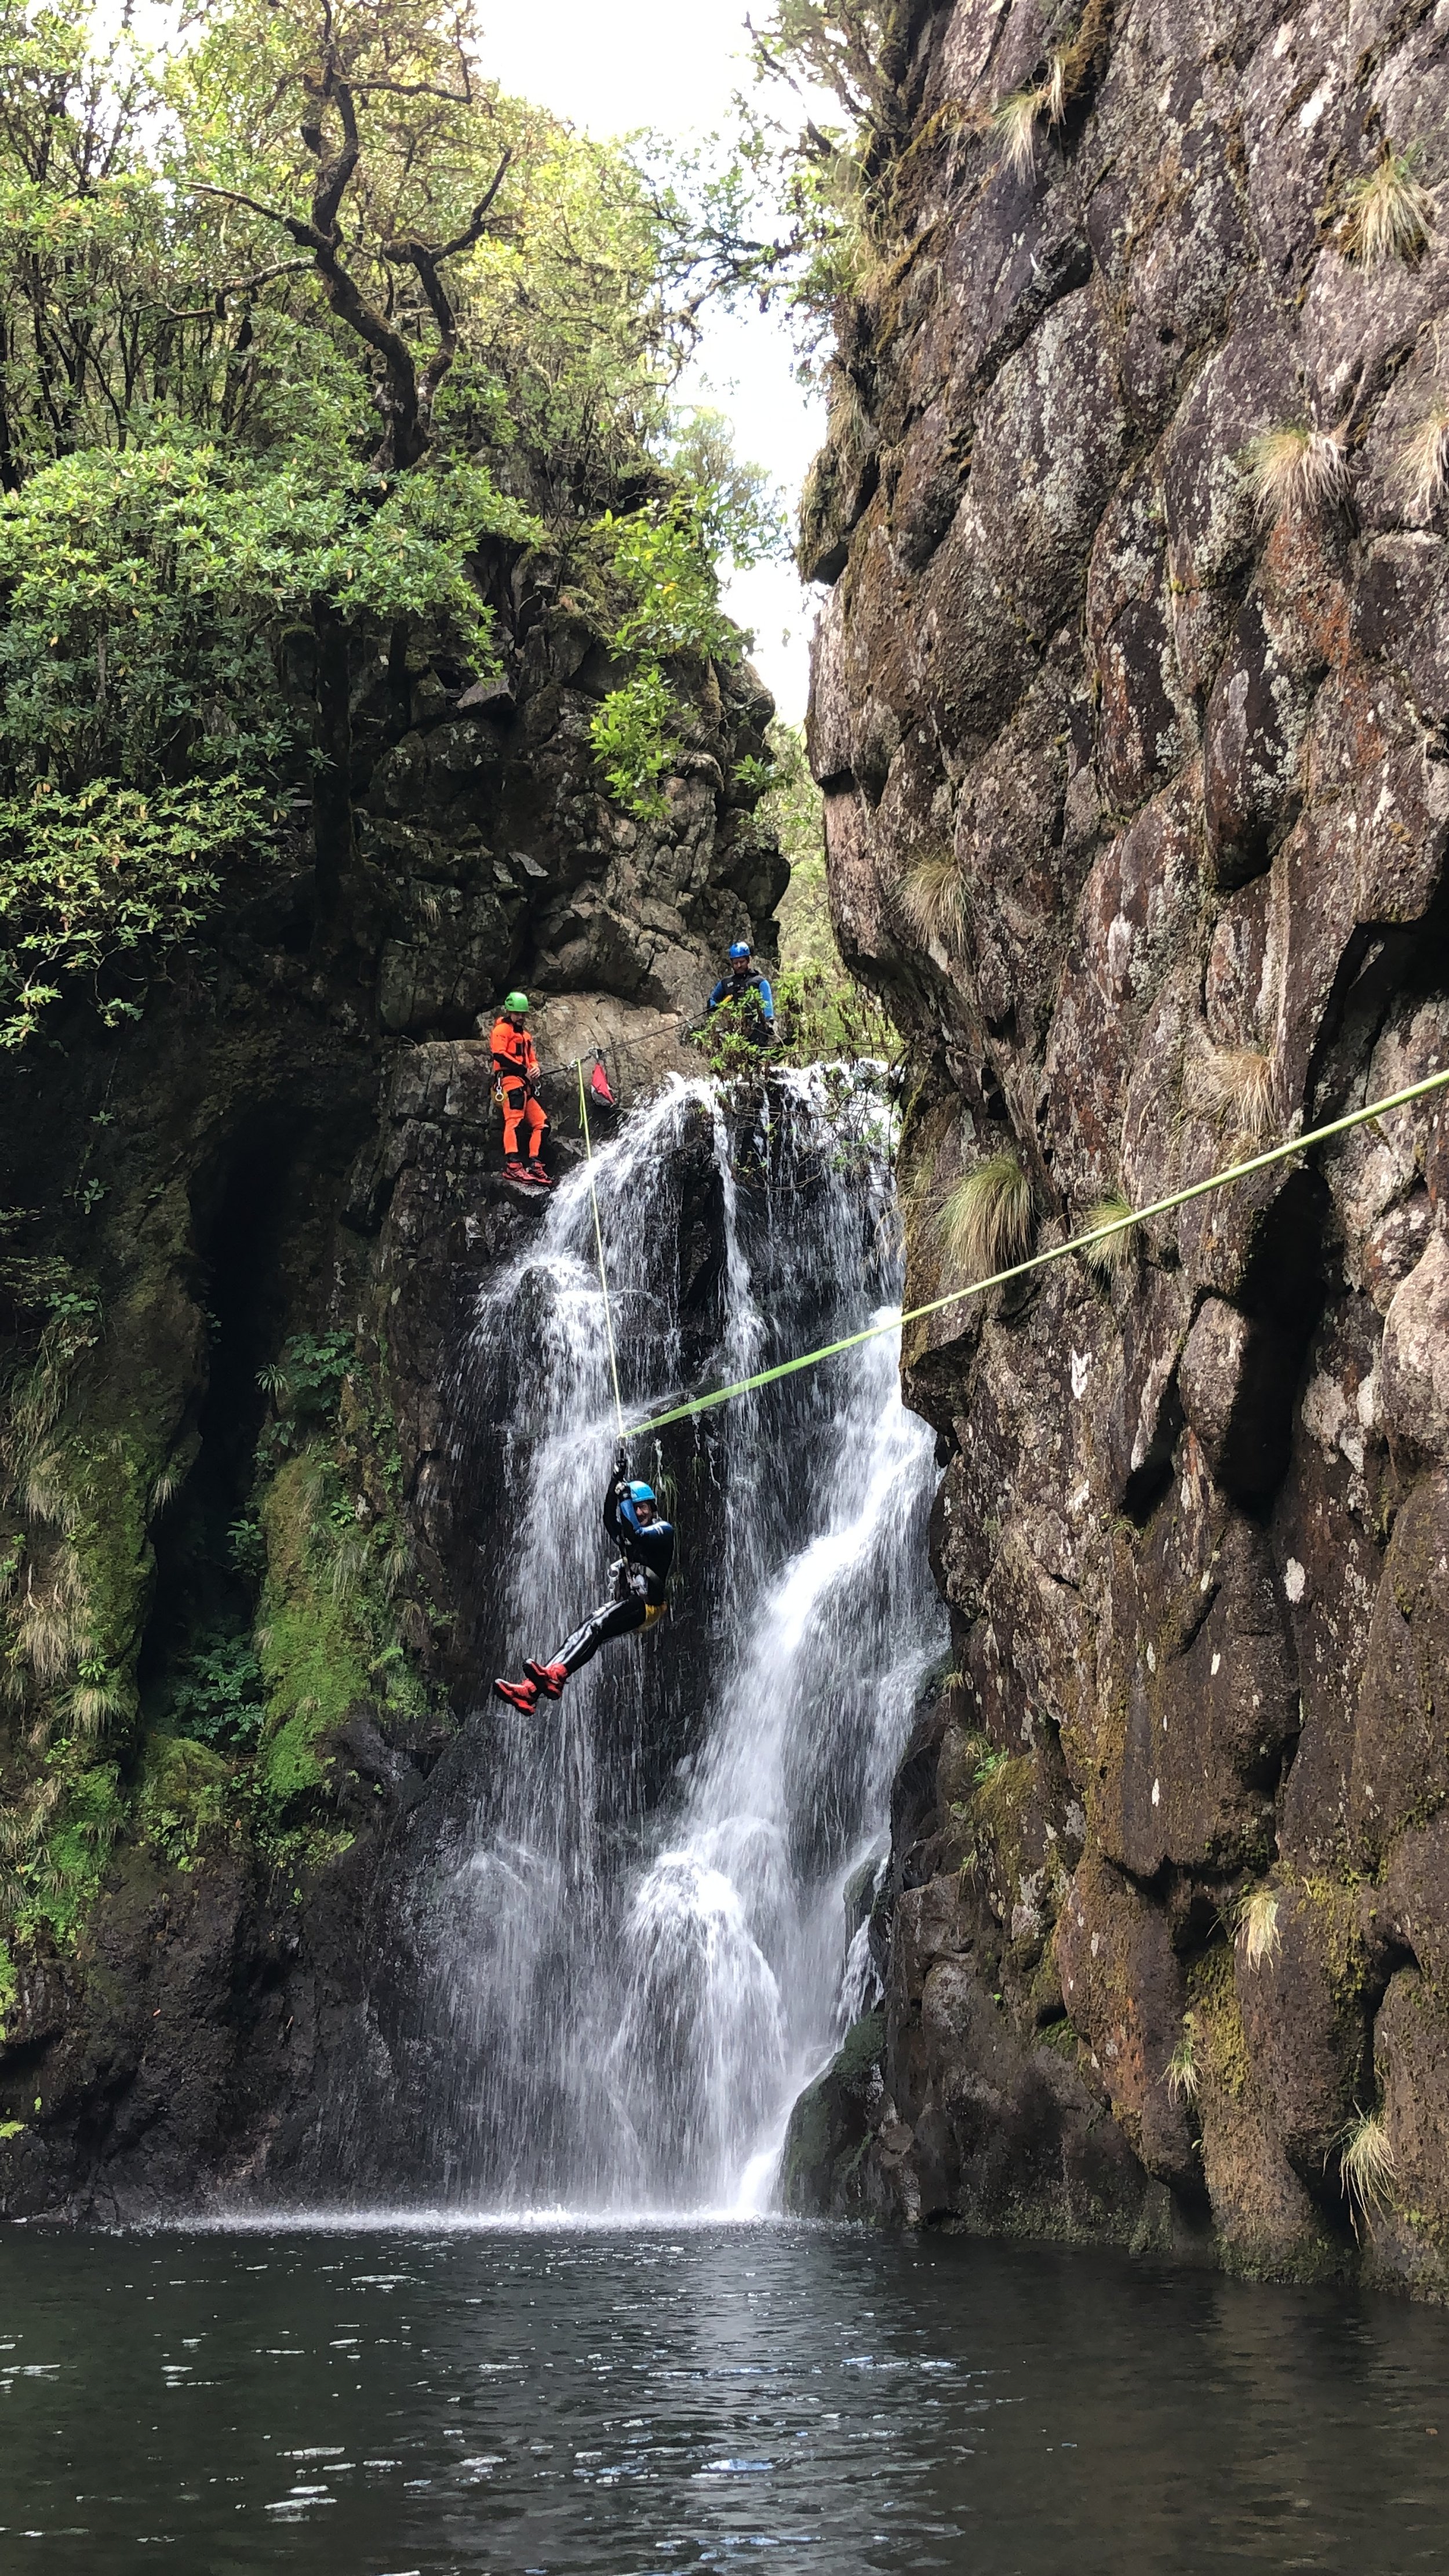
[707, 965, 774, 1023]
[603, 1479, 675, 1607]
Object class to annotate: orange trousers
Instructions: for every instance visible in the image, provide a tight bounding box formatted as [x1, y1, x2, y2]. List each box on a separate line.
[500, 1079, 547, 1159]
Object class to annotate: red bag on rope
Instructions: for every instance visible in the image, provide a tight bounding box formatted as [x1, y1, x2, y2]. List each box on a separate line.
[589, 1057, 616, 1109]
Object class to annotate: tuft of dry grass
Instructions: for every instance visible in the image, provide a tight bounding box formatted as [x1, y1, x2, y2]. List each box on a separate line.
[1164, 2013, 1200, 2108]
[1338, 2108, 1396, 2231]
[935, 1153, 1035, 1281]
[1398, 405, 1449, 518]
[1246, 425, 1350, 525]
[993, 85, 1048, 177]
[330, 1537, 370, 1602]
[380, 1536, 413, 1599]
[65, 1674, 128, 1741]
[1338, 148, 1435, 270]
[899, 845, 969, 949]
[19, 1445, 72, 1533]
[1081, 1192, 1141, 1279]
[1234, 1884, 1282, 1971]
[1188, 1046, 1276, 1146]
[0, 1775, 61, 1895]
[12, 1546, 88, 1686]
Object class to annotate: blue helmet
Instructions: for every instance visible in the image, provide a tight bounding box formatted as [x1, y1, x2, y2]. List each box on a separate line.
[727, 941, 752, 961]
[627, 1480, 657, 1505]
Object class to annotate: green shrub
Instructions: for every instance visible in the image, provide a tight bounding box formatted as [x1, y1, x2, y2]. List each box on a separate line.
[257, 1331, 354, 1462]
[165, 1634, 265, 1747]
[138, 1735, 231, 1869]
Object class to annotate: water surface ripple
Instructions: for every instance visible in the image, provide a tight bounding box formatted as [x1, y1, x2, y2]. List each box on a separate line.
[3, 2223, 1448, 2574]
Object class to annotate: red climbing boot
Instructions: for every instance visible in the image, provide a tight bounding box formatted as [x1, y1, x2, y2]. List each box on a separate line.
[503, 1159, 534, 1187]
[525, 1659, 569, 1699]
[493, 1675, 538, 1713]
[527, 1159, 555, 1188]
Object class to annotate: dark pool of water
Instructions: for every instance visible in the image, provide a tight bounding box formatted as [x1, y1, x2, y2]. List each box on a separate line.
[2, 2221, 1447, 2573]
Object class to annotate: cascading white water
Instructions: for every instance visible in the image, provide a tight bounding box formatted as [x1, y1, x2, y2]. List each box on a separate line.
[429, 1067, 944, 2213]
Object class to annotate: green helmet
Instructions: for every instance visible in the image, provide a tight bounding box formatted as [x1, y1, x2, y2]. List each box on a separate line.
[504, 991, 530, 1013]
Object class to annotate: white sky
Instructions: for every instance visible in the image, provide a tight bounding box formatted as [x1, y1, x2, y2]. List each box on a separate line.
[481, 0, 827, 722]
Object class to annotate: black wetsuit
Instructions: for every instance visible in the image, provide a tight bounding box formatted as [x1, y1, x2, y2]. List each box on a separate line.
[549, 1476, 675, 1677]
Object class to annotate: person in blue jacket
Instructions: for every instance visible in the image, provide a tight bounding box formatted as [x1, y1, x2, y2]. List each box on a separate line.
[707, 940, 774, 1040]
[493, 1454, 674, 1712]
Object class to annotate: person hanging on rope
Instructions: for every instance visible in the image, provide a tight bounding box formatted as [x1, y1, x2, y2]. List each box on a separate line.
[493, 1450, 674, 1712]
[707, 940, 774, 1044]
[489, 991, 554, 1188]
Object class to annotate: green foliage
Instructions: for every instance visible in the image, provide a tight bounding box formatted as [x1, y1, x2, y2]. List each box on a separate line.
[0, 1936, 16, 2043]
[589, 665, 683, 820]
[0, 434, 531, 1045]
[762, 721, 902, 1064]
[0, 776, 269, 1050]
[165, 1633, 266, 1747]
[228, 1516, 267, 1582]
[137, 1734, 231, 1869]
[257, 1330, 354, 1461]
[0, 0, 785, 1040]
[588, 464, 782, 814]
[13, 1761, 123, 1946]
[0, 440, 523, 788]
[701, 988, 781, 1078]
[253, 1440, 430, 1825]
[767, 721, 832, 961]
[775, 963, 899, 1068]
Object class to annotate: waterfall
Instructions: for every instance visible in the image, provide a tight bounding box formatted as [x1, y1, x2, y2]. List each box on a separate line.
[424, 1068, 944, 2214]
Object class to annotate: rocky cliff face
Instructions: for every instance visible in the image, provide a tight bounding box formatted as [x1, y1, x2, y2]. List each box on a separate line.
[793, 0, 1449, 2292]
[0, 548, 783, 2219]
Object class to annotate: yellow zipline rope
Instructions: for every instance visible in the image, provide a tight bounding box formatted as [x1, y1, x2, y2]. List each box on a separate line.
[621, 1061, 1449, 1442]
[577, 1055, 624, 1438]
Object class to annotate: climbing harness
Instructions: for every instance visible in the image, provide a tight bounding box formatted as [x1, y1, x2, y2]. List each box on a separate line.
[623, 1061, 1449, 1440]
[577, 1054, 625, 1438]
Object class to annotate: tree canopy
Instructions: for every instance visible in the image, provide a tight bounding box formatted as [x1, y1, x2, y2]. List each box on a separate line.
[0, 0, 791, 1041]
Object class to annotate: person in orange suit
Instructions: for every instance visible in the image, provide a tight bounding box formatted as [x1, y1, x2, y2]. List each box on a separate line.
[489, 991, 553, 1187]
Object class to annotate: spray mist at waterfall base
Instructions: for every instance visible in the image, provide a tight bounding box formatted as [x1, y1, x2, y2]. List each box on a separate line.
[405, 1069, 944, 2221]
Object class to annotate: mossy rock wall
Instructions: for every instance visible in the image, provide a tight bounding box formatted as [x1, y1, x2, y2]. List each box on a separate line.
[0, 563, 783, 2218]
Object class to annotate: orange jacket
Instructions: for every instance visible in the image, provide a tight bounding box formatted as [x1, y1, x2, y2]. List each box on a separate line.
[490, 1016, 540, 1086]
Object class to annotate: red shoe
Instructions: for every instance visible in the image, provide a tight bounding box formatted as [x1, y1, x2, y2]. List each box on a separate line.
[503, 1159, 534, 1185]
[527, 1159, 555, 1188]
[493, 1676, 538, 1712]
[525, 1660, 569, 1698]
